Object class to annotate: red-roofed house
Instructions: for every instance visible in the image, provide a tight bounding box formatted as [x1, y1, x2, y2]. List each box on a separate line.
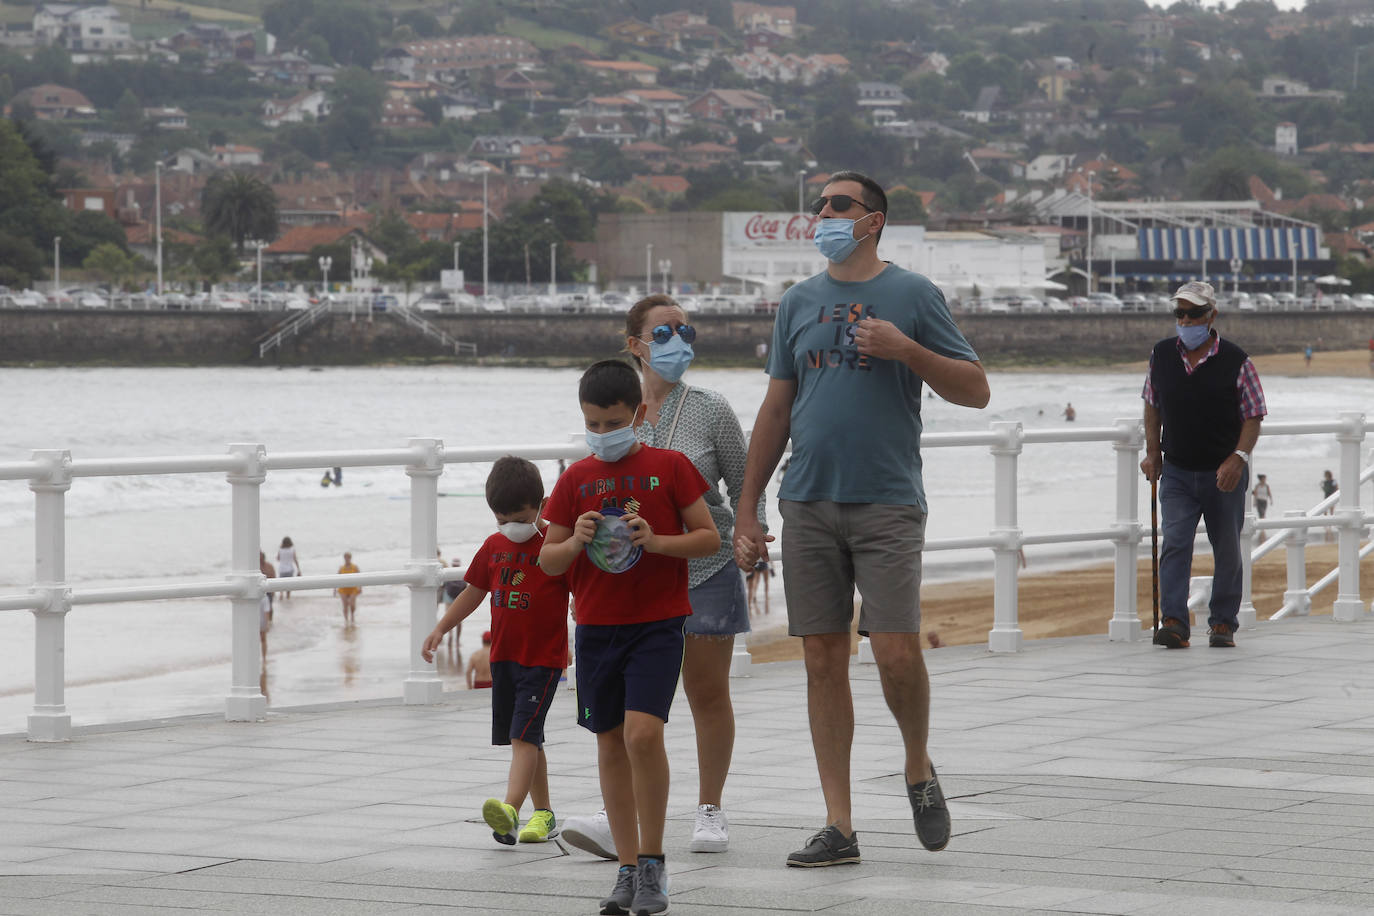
[687, 89, 780, 127]
[6, 83, 95, 120]
[581, 60, 659, 85]
[264, 225, 386, 264]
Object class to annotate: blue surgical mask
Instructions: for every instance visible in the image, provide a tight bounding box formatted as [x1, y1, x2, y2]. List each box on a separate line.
[497, 521, 538, 543]
[813, 213, 874, 263]
[585, 425, 637, 462]
[1177, 324, 1211, 350]
[647, 334, 694, 383]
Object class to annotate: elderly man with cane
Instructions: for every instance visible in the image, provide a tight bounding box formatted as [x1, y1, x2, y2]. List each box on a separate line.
[1140, 281, 1266, 649]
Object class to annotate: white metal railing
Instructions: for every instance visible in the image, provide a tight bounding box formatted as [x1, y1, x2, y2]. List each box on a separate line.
[257, 302, 330, 358]
[2, 414, 1370, 741]
[390, 305, 479, 356]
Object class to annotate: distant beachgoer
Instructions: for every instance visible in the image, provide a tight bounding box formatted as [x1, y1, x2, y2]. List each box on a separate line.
[1304, 344, 1313, 367]
[332, 466, 342, 486]
[443, 558, 466, 648]
[1063, 402, 1076, 422]
[258, 551, 275, 658]
[755, 340, 768, 360]
[436, 550, 448, 608]
[337, 552, 361, 624]
[467, 631, 493, 689]
[276, 537, 300, 599]
[746, 559, 773, 615]
[1321, 470, 1338, 514]
[1252, 474, 1272, 519]
[1141, 280, 1265, 651]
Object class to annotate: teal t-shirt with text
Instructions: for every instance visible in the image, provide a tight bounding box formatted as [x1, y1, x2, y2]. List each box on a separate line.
[765, 264, 978, 510]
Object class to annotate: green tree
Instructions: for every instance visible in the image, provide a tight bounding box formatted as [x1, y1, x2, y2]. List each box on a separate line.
[83, 242, 137, 289]
[190, 236, 239, 286]
[450, 0, 504, 34]
[507, 179, 596, 241]
[396, 9, 441, 37]
[369, 209, 418, 257]
[112, 88, 143, 133]
[887, 187, 928, 222]
[201, 172, 279, 253]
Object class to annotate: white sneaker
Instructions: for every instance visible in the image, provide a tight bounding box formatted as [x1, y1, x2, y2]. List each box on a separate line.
[689, 803, 728, 853]
[560, 809, 616, 859]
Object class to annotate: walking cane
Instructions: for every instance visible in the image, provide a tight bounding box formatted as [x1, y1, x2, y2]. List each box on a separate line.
[1150, 477, 1160, 637]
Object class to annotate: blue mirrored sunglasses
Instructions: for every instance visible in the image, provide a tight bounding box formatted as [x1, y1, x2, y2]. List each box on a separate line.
[647, 323, 696, 345]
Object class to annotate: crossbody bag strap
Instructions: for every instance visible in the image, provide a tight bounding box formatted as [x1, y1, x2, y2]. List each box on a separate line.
[664, 385, 691, 450]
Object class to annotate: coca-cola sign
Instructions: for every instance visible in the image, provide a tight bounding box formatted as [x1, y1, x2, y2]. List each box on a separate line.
[726, 212, 820, 248]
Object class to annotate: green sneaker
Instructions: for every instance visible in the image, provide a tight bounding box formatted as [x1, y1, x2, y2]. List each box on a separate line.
[482, 798, 519, 846]
[518, 808, 556, 843]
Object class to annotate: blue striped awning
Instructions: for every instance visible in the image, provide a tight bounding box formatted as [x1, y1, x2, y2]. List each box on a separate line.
[1137, 227, 1319, 260]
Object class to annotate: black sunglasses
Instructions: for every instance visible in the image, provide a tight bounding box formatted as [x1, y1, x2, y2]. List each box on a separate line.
[645, 323, 696, 345]
[1172, 305, 1212, 320]
[809, 194, 877, 216]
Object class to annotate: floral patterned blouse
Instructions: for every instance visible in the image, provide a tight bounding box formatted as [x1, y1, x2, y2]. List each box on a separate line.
[636, 382, 767, 588]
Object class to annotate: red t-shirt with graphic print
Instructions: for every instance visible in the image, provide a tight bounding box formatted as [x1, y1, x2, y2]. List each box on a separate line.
[544, 445, 709, 626]
[464, 528, 569, 670]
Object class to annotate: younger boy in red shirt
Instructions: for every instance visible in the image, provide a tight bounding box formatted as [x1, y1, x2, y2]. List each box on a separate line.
[422, 456, 570, 846]
[541, 359, 719, 916]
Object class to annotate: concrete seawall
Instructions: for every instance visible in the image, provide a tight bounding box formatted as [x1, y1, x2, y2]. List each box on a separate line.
[2, 308, 1369, 365]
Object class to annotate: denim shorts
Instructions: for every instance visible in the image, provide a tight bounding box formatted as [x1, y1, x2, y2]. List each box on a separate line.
[685, 562, 750, 638]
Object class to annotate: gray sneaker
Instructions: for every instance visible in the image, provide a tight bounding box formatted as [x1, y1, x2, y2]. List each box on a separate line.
[599, 864, 636, 916]
[908, 765, 951, 851]
[629, 855, 668, 915]
[785, 826, 860, 867]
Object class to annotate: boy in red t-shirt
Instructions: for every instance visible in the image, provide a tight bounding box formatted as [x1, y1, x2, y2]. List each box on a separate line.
[541, 359, 719, 916]
[422, 456, 570, 846]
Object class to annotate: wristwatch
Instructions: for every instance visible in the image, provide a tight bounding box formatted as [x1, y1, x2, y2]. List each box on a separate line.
[1233, 449, 1251, 464]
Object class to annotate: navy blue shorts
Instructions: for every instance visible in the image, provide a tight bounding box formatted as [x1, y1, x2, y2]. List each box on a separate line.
[574, 616, 686, 734]
[490, 661, 562, 748]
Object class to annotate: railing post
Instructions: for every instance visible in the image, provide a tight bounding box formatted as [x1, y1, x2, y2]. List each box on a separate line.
[405, 437, 445, 704]
[1282, 509, 1310, 616]
[1108, 417, 1144, 640]
[1332, 411, 1366, 622]
[29, 449, 72, 742]
[225, 444, 267, 722]
[1238, 507, 1257, 629]
[988, 421, 1023, 653]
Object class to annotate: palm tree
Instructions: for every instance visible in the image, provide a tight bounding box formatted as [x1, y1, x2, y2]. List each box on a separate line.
[201, 172, 279, 253]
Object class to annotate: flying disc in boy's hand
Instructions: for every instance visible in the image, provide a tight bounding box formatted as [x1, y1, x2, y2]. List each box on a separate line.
[585, 506, 642, 574]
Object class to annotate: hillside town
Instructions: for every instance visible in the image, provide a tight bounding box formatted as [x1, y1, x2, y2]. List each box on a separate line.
[4, 0, 1374, 310]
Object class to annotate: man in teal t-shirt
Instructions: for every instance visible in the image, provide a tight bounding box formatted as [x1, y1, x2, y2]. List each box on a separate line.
[735, 170, 989, 868]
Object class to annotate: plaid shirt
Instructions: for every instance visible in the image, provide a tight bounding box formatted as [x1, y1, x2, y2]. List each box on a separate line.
[1141, 332, 1267, 420]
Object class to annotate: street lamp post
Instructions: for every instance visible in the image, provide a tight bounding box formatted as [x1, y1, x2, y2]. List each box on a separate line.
[318, 255, 332, 302]
[252, 240, 264, 302]
[646, 243, 653, 295]
[481, 169, 489, 299]
[453, 241, 460, 273]
[53, 236, 61, 299]
[797, 169, 806, 213]
[659, 258, 671, 295]
[524, 242, 531, 292]
[154, 161, 163, 297]
[549, 241, 557, 297]
[1083, 171, 1094, 293]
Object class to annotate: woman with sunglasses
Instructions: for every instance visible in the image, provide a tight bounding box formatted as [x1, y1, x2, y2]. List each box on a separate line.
[559, 294, 761, 861]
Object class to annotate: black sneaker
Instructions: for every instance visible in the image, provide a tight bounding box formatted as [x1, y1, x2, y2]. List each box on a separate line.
[629, 855, 668, 915]
[908, 765, 951, 851]
[1152, 617, 1190, 649]
[599, 864, 636, 916]
[1208, 623, 1236, 647]
[785, 826, 860, 867]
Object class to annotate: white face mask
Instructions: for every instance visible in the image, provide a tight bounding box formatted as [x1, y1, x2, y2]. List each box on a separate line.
[497, 521, 538, 543]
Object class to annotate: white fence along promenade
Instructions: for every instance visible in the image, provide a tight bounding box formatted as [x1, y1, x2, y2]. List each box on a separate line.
[1, 413, 1370, 742]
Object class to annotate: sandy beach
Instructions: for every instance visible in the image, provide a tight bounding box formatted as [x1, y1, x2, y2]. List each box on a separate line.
[748, 348, 1374, 662]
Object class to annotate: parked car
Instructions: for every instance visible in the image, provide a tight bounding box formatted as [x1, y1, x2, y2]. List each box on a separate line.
[1086, 292, 1123, 311]
[598, 291, 632, 312]
[1016, 296, 1044, 313]
[371, 294, 398, 312]
[11, 289, 45, 308]
[1272, 292, 1298, 309]
[1121, 293, 1150, 311]
[1352, 293, 1374, 310]
[76, 291, 109, 308]
[556, 292, 592, 312]
[477, 295, 506, 312]
[1043, 296, 1071, 313]
[415, 296, 446, 313]
[282, 296, 310, 311]
[216, 294, 248, 310]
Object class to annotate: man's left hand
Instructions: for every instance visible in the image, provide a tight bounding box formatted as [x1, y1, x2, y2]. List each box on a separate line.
[854, 317, 911, 361]
[1216, 455, 1245, 493]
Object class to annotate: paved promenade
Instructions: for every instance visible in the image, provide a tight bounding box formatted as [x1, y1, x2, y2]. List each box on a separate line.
[5, 617, 1374, 914]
